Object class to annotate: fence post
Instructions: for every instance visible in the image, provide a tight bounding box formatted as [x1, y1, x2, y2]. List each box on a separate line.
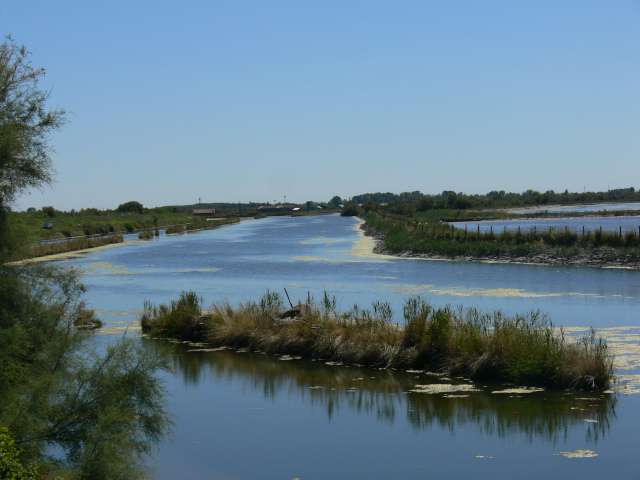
[583, 226, 585, 238]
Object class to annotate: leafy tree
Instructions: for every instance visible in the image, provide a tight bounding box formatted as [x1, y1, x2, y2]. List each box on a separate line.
[0, 36, 65, 207]
[40, 205, 56, 217]
[329, 195, 342, 206]
[117, 200, 144, 214]
[0, 37, 172, 478]
[362, 198, 380, 212]
[0, 428, 39, 480]
[416, 195, 434, 212]
[340, 202, 361, 216]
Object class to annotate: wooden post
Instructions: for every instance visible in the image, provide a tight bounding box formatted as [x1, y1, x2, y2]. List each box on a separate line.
[284, 287, 294, 309]
[583, 226, 585, 238]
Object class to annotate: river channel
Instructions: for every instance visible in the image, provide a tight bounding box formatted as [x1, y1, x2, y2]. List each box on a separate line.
[52, 214, 640, 479]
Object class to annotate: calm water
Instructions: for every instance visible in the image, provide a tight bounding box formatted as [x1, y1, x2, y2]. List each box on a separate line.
[456, 216, 640, 234]
[524, 202, 640, 214]
[52, 214, 640, 479]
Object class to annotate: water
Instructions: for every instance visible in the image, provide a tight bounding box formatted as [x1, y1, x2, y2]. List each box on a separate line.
[523, 202, 640, 214]
[50, 214, 640, 479]
[456, 216, 640, 234]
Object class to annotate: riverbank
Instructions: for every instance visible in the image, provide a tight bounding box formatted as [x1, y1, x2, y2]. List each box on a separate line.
[360, 213, 640, 269]
[502, 201, 640, 215]
[365, 224, 640, 269]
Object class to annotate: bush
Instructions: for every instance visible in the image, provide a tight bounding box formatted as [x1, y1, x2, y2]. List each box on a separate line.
[117, 201, 144, 214]
[340, 202, 361, 216]
[0, 428, 39, 480]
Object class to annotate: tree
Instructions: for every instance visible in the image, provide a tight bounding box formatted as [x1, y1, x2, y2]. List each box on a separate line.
[0, 36, 65, 207]
[340, 202, 361, 216]
[362, 198, 380, 213]
[329, 195, 343, 206]
[117, 200, 144, 214]
[0, 37, 172, 479]
[416, 195, 434, 212]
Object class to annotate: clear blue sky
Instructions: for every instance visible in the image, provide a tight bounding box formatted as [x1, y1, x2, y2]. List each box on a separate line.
[3, 1, 639, 211]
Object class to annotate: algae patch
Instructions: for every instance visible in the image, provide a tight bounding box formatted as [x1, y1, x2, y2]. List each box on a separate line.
[492, 387, 545, 394]
[554, 450, 598, 458]
[408, 384, 479, 394]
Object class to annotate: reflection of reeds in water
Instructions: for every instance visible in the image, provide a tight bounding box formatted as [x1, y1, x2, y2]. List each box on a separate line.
[163, 341, 617, 442]
[141, 291, 613, 391]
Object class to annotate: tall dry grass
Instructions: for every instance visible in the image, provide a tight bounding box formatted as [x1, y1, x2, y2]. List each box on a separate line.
[140, 291, 613, 390]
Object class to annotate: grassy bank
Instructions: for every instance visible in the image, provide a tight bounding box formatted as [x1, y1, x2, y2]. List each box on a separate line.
[361, 212, 640, 266]
[140, 291, 613, 391]
[165, 216, 240, 234]
[23, 234, 124, 259]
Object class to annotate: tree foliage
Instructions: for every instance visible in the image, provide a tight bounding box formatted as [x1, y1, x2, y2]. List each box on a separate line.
[0, 36, 65, 206]
[117, 200, 144, 214]
[340, 202, 361, 216]
[0, 37, 172, 478]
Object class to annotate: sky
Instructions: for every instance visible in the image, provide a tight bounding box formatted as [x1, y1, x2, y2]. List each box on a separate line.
[2, 1, 639, 211]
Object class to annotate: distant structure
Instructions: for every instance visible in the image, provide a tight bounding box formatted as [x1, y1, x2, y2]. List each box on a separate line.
[257, 204, 300, 213]
[192, 208, 216, 217]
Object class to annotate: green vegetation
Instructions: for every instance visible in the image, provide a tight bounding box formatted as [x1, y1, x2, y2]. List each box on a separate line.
[185, 217, 239, 231]
[361, 212, 640, 266]
[9, 206, 194, 243]
[0, 428, 39, 480]
[340, 202, 361, 216]
[349, 187, 640, 211]
[25, 234, 124, 259]
[1, 37, 171, 478]
[141, 291, 613, 391]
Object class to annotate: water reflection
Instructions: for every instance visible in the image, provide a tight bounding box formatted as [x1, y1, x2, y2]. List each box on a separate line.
[164, 341, 616, 445]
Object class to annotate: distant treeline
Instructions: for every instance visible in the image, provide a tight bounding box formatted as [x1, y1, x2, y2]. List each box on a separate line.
[339, 187, 639, 212]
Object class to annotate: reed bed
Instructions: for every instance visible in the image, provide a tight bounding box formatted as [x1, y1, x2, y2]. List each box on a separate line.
[363, 213, 640, 263]
[25, 234, 124, 258]
[140, 291, 613, 391]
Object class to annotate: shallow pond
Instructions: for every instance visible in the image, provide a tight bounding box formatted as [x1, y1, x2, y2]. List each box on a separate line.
[523, 202, 640, 214]
[455, 216, 640, 234]
[52, 214, 640, 479]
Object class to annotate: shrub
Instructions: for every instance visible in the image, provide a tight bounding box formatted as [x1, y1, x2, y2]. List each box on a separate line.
[340, 202, 361, 216]
[0, 428, 39, 480]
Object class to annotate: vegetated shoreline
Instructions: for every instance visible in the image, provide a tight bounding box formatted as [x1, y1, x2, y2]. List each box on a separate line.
[140, 291, 614, 391]
[360, 219, 640, 269]
[14, 217, 242, 264]
[501, 201, 640, 215]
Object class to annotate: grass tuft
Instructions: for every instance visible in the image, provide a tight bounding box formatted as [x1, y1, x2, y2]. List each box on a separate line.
[140, 292, 614, 391]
